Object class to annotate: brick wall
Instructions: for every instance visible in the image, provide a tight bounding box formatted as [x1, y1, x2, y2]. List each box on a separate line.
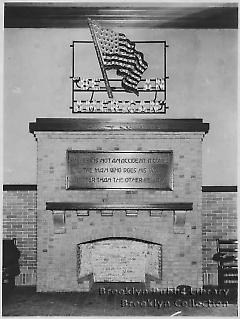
[202, 187, 237, 285]
[3, 185, 37, 285]
[34, 130, 204, 291]
[3, 186, 237, 287]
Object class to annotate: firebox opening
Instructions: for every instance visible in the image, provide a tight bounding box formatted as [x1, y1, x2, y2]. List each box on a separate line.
[77, 238, 162, 286]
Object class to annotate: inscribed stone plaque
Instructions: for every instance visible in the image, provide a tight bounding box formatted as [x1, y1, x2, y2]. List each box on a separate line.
[66, 151, 173, 189]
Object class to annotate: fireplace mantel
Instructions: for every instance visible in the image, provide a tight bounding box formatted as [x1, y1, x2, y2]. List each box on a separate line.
[29, 118, 209, 134]
[46, 202, 193, 211]
[32, 116, 206, 291]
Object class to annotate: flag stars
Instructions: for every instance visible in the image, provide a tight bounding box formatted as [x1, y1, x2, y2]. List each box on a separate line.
[91, 19, 148, 95]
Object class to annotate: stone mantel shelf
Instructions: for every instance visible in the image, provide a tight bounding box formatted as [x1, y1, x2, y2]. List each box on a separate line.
[46, 202, 193, 211]
[29, 118, 209, 134]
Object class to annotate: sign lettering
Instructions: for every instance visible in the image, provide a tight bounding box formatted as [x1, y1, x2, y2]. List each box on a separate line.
[66, 151, 173, 189]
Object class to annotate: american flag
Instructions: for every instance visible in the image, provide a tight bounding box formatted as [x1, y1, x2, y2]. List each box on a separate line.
[90, 20, 148, 96]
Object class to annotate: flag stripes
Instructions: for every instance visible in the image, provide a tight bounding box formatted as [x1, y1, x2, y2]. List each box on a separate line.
[91, 21, 148, 95]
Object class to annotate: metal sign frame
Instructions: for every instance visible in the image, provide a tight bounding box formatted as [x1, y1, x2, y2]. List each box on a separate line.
[70, 40, 169, 114]
[66, 150, 173, 190]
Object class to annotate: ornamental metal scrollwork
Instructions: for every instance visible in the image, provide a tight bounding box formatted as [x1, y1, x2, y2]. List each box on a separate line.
[70, 20, 168, 114]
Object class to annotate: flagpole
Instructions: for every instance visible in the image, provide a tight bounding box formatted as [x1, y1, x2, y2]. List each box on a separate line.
[88, 18, 113, 99]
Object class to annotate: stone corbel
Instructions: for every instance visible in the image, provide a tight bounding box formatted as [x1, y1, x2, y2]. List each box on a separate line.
[52, 211, 66, 234]
[173, 210, 186, 234]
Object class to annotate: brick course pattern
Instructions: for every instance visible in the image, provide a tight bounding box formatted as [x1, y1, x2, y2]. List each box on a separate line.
[34, 131, 204, 292]
[202, 191, 237, 285]
[3, 189, 37, 285]
[3, 189, 237, 287]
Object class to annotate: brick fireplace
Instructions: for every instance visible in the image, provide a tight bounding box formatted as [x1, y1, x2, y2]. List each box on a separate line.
[29, 118, 209, 292]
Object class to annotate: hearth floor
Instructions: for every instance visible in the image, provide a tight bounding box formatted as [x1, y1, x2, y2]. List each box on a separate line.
[2, 286, 238, 316]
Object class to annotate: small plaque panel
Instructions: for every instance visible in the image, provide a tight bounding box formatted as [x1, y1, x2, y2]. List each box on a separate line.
[66, 151, 173, 189]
